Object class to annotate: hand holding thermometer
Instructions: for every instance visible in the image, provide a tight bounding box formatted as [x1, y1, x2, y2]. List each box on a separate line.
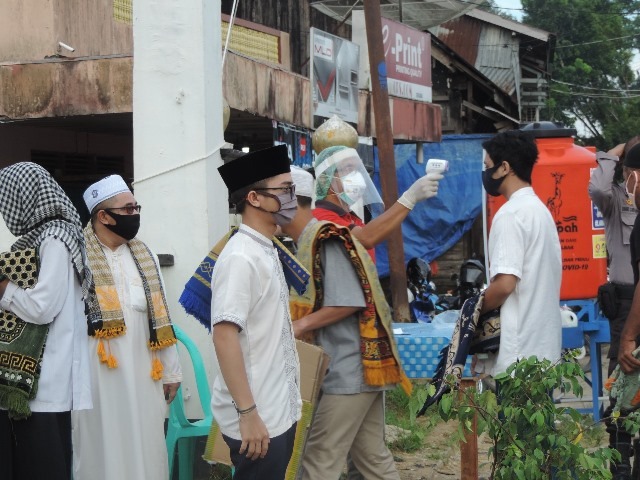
[398, 159, 447, 209]
[426, 158, 449, 175]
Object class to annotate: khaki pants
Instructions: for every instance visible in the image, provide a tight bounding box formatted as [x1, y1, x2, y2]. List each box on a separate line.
[300, 391, 400, 480]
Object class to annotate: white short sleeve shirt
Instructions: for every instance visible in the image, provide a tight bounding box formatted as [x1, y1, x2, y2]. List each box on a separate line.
[210, 224, 301, 440]
[482, 187, 562, 376]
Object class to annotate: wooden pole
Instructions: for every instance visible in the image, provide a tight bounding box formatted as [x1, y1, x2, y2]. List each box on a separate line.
[459, 379, 479, 479]
[363, 0, 410, 322]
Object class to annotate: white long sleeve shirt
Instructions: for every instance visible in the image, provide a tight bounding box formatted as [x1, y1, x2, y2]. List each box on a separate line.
[0, 236, 92, 412]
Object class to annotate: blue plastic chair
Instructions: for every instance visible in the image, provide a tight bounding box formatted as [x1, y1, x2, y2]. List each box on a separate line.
[166, 324, 215, 480]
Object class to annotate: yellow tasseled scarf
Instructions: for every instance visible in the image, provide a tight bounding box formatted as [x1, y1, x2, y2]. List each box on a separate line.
[84, 225, 177, 380]
[290, 221, 412, 395]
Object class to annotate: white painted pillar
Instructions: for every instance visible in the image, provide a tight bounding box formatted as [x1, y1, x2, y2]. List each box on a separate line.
[133, 0, 227, 417]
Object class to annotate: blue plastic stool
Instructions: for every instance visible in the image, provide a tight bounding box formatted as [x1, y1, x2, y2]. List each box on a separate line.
[166, 324, 219, 479]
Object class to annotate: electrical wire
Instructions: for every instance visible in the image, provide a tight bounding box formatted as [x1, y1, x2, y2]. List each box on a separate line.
[461, 0, 640, 16]
[550, 88, 640, 99]
[556, 33, 640, 48]
[551, 79, 640, 93]
[222, 0, 240, 69]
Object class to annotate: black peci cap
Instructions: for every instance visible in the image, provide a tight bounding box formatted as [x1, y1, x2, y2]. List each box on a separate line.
[218, 145, 291, 193]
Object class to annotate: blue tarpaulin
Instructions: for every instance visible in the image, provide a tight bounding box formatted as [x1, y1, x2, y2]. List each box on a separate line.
[373, 134, 492, 278]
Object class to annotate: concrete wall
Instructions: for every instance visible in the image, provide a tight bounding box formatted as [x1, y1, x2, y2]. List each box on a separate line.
[0, 0, 133, 63]
[0, 58, 133, 119]
[133, 0, 227, 418]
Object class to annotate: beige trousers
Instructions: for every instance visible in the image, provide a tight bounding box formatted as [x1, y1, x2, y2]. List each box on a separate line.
[300, 391, 400, 480]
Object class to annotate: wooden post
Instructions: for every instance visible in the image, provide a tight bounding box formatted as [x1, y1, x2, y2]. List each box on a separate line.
[362, 0, 410, 322]
[459, 379, 478, 480]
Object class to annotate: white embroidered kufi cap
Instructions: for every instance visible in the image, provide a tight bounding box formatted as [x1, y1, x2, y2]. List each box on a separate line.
[83, 175, 131, 214]
[290, 165, 314, 198]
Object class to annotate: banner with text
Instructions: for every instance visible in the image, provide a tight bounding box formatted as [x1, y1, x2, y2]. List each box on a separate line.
[352, 10, 432, 103]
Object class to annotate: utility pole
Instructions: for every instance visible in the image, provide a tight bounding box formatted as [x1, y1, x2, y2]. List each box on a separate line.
[363, 0, 410, 322]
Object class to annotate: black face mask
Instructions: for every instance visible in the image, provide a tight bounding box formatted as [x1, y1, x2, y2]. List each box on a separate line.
[103, 211, 141, 241]
[482, 164, 507, 197]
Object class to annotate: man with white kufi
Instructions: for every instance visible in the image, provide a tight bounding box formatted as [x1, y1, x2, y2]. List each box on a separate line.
[72, 175, 182, 480]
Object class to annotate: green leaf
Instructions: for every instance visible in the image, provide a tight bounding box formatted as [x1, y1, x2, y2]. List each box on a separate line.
[440, 395, 453, 416]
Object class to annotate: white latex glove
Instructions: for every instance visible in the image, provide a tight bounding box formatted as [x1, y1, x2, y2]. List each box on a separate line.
[398, 172, 444, 210]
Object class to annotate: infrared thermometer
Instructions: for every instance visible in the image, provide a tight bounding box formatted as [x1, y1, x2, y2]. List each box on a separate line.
[425, 158, 449, 174]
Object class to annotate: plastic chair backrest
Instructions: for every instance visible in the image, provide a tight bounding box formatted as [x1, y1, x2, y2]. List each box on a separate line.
[171, 324, 212, 425]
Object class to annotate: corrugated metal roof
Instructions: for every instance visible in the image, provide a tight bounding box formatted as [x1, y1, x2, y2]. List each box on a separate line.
[310, 0, 485, 30]
[432, 15, 520, 98]
[475, 27, 519, 96]
[429, 16, 482, 66]
[465, 8, 553, 42]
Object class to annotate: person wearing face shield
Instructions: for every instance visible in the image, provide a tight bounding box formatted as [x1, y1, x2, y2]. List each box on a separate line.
[312, 146, 443, 261]
[589, 139, 640, 479]
[283, 166, 412, 480]
[72, 175, 182, 480]
[209, 145, 302, 479]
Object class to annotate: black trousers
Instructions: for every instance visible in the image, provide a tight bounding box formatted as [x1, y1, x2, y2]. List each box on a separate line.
[223, 423, 297, 480]
[0, 410, 72, 480]
[607, 295, 633, 376]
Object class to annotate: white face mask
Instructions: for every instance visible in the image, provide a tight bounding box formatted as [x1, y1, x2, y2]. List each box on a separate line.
[338, 171, 367, 206]
[626, 171, 638, 209]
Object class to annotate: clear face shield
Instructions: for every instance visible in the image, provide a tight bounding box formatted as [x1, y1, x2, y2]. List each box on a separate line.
[315, 148, 384, 217]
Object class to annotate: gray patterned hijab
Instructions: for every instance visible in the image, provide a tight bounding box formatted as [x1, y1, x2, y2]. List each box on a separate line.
[0, 162, 95, 302]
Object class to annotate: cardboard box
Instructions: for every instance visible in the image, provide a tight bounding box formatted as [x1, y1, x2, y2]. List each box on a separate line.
[204, 340, 330, 475]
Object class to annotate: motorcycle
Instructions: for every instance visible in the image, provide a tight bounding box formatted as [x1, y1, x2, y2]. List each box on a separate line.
[454, 258, 486, 309]
[406, 257, 487, 323]
[406, 258, 438, 323]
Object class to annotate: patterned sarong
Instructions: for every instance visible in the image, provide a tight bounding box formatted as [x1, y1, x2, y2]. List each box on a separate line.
[290, 221, 412, 395]
[84, 225, 176, 377]
[419, 292, 500, 415]
[0, 249, 44, 419]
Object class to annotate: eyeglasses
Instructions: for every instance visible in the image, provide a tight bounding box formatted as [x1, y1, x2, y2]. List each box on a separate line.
[255, 184, 296, 200]
[104, 205, 142, 215]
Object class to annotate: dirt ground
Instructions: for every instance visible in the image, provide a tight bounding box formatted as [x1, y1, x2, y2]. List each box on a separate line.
[195, 422, 494, 480]
[190, 350, 608, 480]
[389, 349, 608, 480]
[392, 421, 493, 480]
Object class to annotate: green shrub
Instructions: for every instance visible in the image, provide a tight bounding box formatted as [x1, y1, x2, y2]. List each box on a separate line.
[413, 355, 619, 479]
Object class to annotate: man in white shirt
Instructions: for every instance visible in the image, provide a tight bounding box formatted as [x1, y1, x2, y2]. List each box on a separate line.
[72, 175, 182, 480]
[478, 130, 562, 376]
[212, 145, 301, 479]
[0, 162, 93, 480]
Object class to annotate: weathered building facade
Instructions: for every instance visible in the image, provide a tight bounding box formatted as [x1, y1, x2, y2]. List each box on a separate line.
[0, 0, 554, 292]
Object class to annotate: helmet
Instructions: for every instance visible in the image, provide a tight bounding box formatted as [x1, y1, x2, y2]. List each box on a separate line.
[407, 258, 432, 289]
[459, 259, 485, 288]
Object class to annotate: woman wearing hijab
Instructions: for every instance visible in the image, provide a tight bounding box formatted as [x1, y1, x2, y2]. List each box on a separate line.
[0, 162, 94, 480]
